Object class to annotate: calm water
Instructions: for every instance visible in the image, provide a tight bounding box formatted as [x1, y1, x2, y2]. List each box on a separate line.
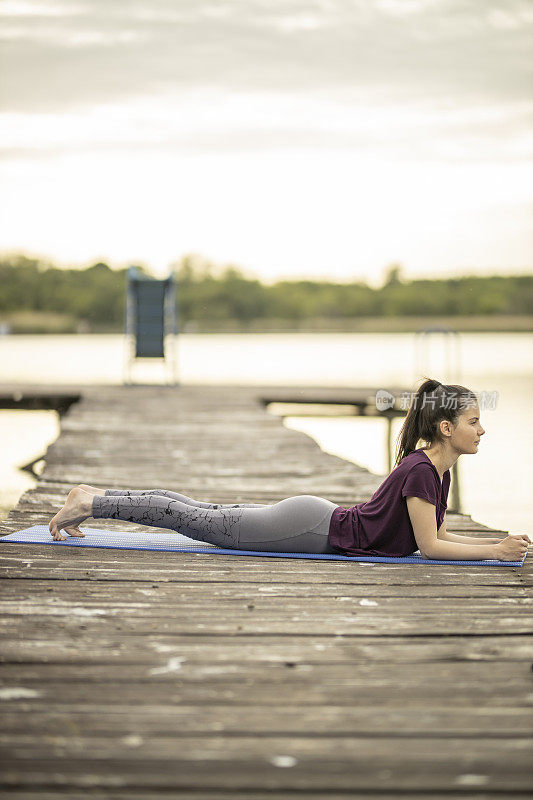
[0, 332, 532, 536]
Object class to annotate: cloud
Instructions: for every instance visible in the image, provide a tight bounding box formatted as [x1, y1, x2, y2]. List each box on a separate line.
[0, 91, 531, 165]
[0, 1, 76, 17]
[374, 0, 445, 16]
[0, 0, 531, 114]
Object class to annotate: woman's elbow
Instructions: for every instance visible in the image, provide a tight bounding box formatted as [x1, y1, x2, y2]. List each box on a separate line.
[421, 539, 442, 559]
[417, 536, 438, 560]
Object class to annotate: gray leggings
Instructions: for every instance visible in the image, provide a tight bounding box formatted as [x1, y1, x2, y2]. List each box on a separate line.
[92, 489, 338, 554]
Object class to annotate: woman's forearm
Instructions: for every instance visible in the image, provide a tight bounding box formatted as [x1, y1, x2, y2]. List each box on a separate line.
[424, 538, 498, 561]
[442, 532, 500, 546]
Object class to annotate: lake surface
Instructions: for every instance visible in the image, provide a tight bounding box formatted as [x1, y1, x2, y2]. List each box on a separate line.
[1, 331, 531, 536]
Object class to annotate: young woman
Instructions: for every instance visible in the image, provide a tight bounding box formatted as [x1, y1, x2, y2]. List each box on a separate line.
[49, 378, 530, 562]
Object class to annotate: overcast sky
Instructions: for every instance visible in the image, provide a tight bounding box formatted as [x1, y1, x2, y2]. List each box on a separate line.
[1, 0, 532, 284]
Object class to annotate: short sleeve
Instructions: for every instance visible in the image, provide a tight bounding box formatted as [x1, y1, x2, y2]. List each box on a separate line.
[401, 464, 439, 507]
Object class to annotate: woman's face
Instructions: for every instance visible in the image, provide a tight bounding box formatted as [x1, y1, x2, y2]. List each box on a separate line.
[451, 403, 485, 454]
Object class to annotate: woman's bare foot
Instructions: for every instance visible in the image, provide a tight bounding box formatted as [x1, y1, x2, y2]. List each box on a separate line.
[78, 484, 106, 496]
[49, 487, 94, 541]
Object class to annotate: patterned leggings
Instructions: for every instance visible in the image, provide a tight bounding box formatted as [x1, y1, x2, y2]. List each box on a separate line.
[92, 489, 338, 554]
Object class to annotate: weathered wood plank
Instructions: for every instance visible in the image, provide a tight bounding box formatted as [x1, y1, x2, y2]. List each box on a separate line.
[1, 635, 532, 666]
[0, 792, 531, 800]
[2, 706, 532, 737]
[2, 635, 532, 666]
[1, 562, 526, 588]
[1, 687, 531, 717]
[1, 662, 532, 713]
[1, 597, 532, 637]
[0, 577, 528, 598]
[5, 795, 531, 800]
[0, 739, 532, 793]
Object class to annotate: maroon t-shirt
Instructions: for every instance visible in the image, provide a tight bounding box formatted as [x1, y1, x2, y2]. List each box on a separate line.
[328, 449, 451, 557]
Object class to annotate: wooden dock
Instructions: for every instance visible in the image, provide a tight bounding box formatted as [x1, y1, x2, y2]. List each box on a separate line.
[0, 384, 531, 798]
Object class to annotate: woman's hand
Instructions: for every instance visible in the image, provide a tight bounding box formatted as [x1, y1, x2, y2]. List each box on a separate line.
[494, 534, 530, 561]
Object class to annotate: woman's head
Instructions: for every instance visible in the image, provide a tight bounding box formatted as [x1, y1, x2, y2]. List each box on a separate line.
[394, 377, 485, 467]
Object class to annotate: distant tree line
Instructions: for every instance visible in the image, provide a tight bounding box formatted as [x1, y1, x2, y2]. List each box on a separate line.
[0, 254, 532, 332]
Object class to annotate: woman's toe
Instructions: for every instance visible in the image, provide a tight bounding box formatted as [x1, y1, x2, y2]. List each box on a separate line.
[49, 515, 60, 534]
[64, 525, 85, 537]
[49, 521, 65, 541]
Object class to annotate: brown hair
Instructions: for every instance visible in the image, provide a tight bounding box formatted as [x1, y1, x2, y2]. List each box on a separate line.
[394, 377, 478, 467]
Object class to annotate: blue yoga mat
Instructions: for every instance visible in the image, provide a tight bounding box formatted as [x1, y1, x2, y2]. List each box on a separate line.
[0, 525, 526, 566]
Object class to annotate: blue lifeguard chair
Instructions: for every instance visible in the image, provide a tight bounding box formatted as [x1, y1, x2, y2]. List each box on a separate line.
[124, 266, 178, 385]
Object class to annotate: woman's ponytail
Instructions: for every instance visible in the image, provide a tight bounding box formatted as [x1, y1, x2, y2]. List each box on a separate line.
[394, 377, 476, 467]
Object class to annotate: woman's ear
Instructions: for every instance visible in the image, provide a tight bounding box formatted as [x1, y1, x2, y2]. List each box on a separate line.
[439, 419, 454, 438]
